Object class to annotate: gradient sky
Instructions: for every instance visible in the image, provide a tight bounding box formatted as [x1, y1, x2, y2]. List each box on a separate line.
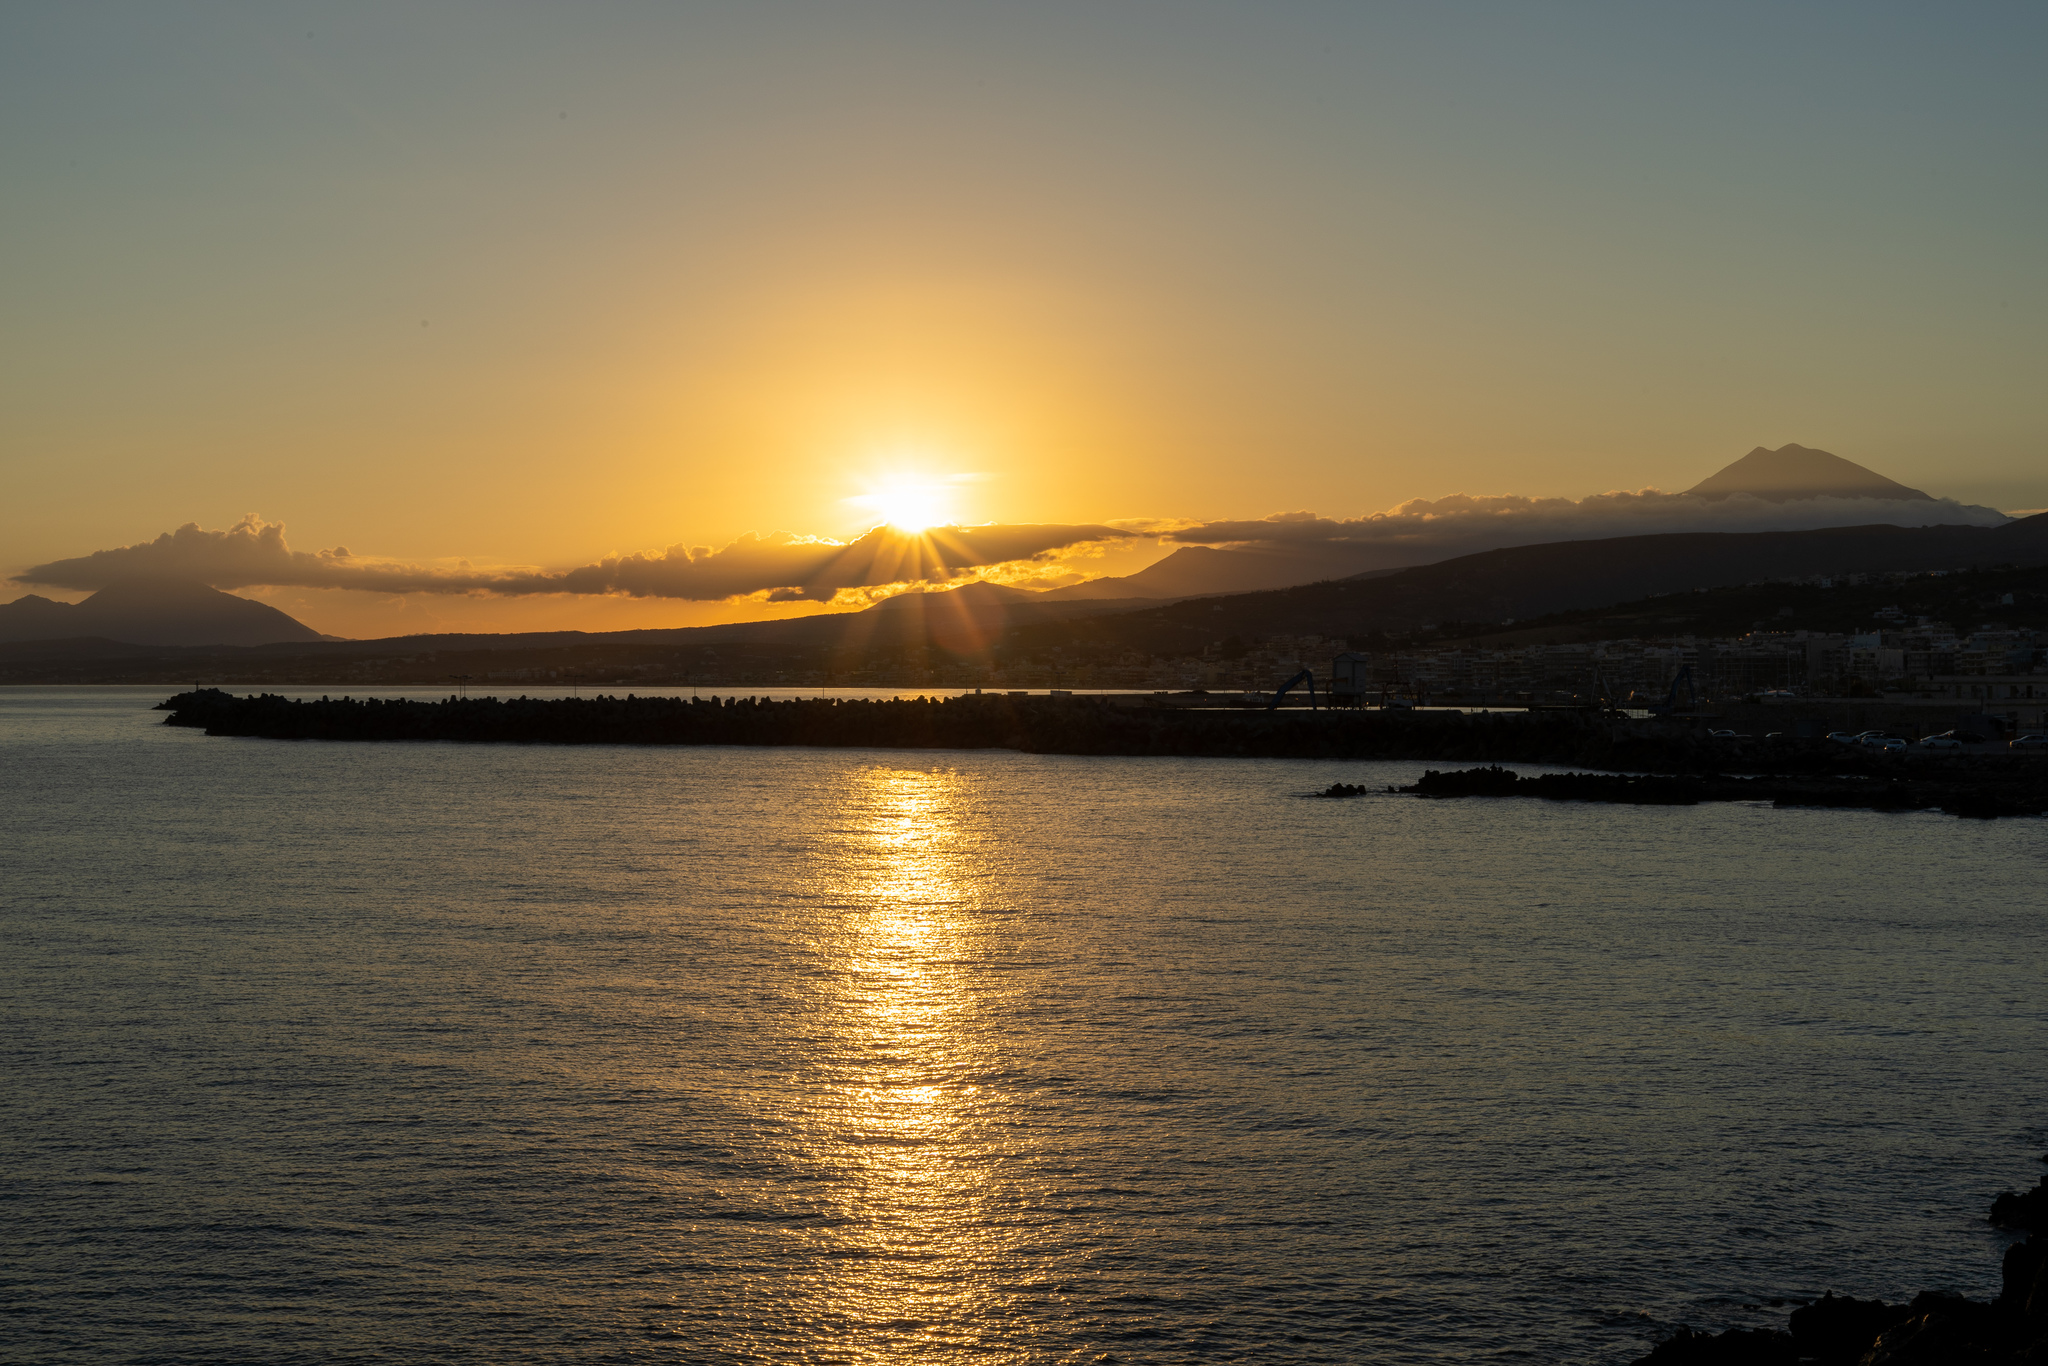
[4, 2, 2044, 636]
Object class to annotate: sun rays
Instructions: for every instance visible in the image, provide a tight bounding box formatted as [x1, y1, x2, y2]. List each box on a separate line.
[849, 476, 956, 534]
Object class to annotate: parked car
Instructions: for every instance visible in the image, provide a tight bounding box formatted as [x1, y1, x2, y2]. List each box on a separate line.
[1863, 735, 1907, 752]
[1919, 733, 1963, 749]
[2011, 734, 2048, 750]
[1827, 731, 1862, 744]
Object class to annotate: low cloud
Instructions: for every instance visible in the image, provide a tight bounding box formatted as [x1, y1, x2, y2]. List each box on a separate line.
[542, 523, 1126, 601]
[19, 489, 2012, 604]
[1134, 488, 2011, 573]
[17, 515, 1123, 601]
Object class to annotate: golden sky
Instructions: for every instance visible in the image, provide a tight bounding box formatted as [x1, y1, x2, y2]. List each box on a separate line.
[4, 4, 2044, 637]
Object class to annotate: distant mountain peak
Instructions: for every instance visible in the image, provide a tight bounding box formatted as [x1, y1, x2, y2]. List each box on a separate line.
[1686, 443, 1933, 503]
[0, 577, 328, 647]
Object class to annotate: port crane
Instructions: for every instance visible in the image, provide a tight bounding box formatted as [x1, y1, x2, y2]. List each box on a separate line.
[1645, 664, 1697, 717]
[1266, 669, 1319, 711]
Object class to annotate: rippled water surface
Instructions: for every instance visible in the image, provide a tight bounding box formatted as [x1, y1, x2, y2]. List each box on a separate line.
[4, 686, 2045, 1364]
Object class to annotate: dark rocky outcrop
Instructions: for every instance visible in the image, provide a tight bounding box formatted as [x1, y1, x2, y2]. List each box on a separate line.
[1633, 1163, 2048, 1364]
[1314, 782, 1377, 798]
[1404, 765, 2048, 819]
[1636, 1325, 1799, 1364]
[1787, 1294, 1911, 1365]
[1411, 765, 1705, 805]
[1991, 1161, 2048, 1235]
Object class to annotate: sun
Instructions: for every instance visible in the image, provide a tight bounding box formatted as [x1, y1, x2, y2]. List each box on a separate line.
[851, 478, 953, 533]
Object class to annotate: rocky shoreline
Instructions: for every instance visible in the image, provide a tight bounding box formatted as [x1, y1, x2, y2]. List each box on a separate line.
[1631, 1160, 2048, 1363]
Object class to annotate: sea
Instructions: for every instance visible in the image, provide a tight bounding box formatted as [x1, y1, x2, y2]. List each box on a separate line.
[4, 685, 2044, 1364]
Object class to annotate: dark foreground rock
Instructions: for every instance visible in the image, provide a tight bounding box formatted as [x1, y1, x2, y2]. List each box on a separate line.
[1315, 782, 1378, 798]
[1992, 1169, 2048, 1236]
[1406, 765, 2048, 819]
[1634, 1162, 2048, 1364]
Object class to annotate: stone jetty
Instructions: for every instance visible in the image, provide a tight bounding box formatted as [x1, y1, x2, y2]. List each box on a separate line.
[154, 690, 2047, 817]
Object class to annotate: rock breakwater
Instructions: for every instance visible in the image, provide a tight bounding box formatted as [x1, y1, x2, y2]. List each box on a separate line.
[156, 689, 1748, 762]
[153, 691, 2046, 817]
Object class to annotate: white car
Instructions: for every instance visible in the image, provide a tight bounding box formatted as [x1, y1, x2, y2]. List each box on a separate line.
[2012, 734, 2048, 750]
[1919, 733, 1963, 750]
[1827, 731, 1862, 744]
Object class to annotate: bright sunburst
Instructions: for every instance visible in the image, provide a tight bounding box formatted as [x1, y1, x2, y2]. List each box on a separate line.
[850, 477, 953, 533]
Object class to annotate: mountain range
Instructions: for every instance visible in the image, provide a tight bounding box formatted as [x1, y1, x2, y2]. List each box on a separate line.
[1036, 443, 1959, 601]
[0, 444, 2015, 656]
[1004, 513, 2048, 660]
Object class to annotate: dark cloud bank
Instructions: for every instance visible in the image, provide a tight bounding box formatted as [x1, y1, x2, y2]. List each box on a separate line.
[17, 517, 1119, 601]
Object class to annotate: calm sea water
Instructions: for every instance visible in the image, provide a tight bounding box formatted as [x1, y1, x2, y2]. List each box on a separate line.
[4, 686, 2044, 1365]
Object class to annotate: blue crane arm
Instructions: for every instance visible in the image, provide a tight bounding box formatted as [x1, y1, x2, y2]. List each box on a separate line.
[1649, 664, 1695, 715]
[1266, 669, 1318, 711]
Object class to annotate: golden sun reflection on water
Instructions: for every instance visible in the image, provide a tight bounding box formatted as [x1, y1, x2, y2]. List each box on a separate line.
[809, 765, 1021, 1357]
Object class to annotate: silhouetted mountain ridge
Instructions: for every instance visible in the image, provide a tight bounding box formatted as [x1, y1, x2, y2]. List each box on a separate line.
[1040, 546, 1379, 601]
[1010, 514, 2048, 654]
[0, 579, 330, 646]
[1046, 445, 1960, 602]
[1684, 442, 1932, 502]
